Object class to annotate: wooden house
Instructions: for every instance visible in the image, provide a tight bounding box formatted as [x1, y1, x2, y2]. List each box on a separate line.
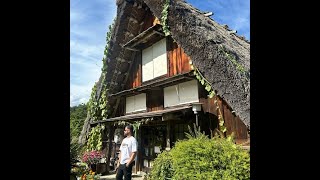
[79, 0, 250, 174]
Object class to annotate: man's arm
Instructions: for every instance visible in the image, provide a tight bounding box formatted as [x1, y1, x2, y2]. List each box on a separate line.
[126, 151, 137, 167]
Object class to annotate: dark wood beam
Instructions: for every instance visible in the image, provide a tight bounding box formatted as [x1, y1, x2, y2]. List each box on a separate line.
[108, 72, 194, 98]
[91, 105, 192, 124]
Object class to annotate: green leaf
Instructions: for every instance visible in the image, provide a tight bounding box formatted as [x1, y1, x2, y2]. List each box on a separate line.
[219, 120, 224, 126]
[196, 74, 201, 80]
[205, 84, 211, 92]
[201, 79, 205, 85]
[193, 70, 197, 75]
[208, 91, 215, 98]
[222, 127, 227, 133]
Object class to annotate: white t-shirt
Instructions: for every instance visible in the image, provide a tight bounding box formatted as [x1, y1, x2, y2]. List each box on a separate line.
[119, 136, 137, 164]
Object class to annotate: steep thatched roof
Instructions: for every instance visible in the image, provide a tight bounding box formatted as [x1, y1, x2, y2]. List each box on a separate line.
[142, 0, 250, 128]
[80, 0, 250, 142]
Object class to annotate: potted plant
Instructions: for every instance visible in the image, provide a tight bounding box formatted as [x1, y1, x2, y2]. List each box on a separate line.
[82, 150, 105, 172]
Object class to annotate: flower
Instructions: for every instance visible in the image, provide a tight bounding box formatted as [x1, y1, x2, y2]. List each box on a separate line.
[82, 150, 105, 165]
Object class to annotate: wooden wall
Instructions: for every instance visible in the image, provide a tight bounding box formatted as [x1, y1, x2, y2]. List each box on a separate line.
[199, 84, 248, 141]
[147, 89, 164, 112]
[223, 103, 248, 142]
[125, 38, 191, 89]
[167, 37, 191, 76]
[142, 11, 160, 31]
[126, 53, 142, 89]
[114, 97, 125, 118]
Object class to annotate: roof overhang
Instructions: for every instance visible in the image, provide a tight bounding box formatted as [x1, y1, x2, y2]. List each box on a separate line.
[108, 72, 194, 98]
[122, 24, 164, 51]
[90, 104, 192, 124]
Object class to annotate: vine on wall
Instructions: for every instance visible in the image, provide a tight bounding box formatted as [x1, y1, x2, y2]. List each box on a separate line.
[115, 118, 154, 138]
[87, 22, 114, 122]
[87, 84, 98, 120]
[161, 0, 170, 36]
[159, 1, 248, 134]
[190, 44, 250, 134]
[132, 121, 142, 138]
[85, 124, 104, 151]
[214, 97, 227, 133]
[190, 62, 227, 133]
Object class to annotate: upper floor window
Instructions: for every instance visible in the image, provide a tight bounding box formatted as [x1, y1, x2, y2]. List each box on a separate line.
[142, 38, 167, 82]
[163, 80, 199, 107]
[126, 93, 146, 113]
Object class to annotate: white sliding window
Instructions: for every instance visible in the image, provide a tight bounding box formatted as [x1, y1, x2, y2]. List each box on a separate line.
[142, 38, 167, 82]
[126, 93, 147, 113]
[164, 80, 199, 107]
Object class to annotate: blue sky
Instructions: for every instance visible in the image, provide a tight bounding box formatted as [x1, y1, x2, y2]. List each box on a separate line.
[70, 0, 250, 107]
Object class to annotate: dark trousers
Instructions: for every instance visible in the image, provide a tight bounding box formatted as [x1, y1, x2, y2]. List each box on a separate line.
[116, 162, 134, 180]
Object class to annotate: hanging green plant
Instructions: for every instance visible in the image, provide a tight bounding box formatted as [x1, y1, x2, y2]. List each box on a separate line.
[161, 0, 170, 36]
[88, 84, 99, 121]
[192, 64, 216, 99]
[214, 98, 227, 133]
[191, 61, 226, 133]
[132, 121, 141, 138]
[87, 21, 115, 123]
[86, 124, 103, 151]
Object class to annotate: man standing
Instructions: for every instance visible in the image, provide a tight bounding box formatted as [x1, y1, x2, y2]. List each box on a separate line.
[116, 125, 137, 180]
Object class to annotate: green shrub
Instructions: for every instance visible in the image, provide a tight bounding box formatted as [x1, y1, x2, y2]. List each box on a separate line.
[171, 136, 250, 180]
[71, 140, 81, 164]
[149, 151, 174, 180]
[149, 132, 250, 180]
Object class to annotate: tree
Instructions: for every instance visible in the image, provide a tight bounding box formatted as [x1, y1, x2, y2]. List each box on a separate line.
[70, 103, 88, 143]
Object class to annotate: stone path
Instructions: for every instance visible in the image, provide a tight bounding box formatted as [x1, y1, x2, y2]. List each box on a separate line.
[99, 172, 144, 180]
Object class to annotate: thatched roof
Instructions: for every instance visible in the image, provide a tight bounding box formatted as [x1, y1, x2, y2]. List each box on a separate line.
[80, 0, 250, 142]
[142, 0, 250, 128]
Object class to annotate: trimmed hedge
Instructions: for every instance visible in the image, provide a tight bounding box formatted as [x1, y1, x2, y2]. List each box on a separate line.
[150, 151, 174, 179]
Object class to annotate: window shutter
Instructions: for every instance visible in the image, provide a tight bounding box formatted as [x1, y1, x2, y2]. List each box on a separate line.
[164, 85, 179, 107]
[178, 80, 199, 104]
[134, 93, 146, 111]
[142, 38, 167, 82]
[153, 38, 167, 78]
[142, 45, 154, 82]
[126, 96, 135, 113]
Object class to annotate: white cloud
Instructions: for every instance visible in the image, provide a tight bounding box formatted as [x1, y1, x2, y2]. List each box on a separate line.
[70, 40, 104, 61]
[70, 84, 94, 107]
[70, 57, 102, 85]
[70, 0, 116, 106]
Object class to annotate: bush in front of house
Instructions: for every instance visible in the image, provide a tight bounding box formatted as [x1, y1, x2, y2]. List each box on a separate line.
[149, 150, 174, 180]
[148, 132, 250, 180]
[171, 136, 250, 180]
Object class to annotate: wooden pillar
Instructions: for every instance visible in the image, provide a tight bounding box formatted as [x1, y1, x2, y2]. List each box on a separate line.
[166, 121, 171, 150]
[136, 126, 142, 173]
[106, 123, 115, 174]
[97, 124, 109, 174]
